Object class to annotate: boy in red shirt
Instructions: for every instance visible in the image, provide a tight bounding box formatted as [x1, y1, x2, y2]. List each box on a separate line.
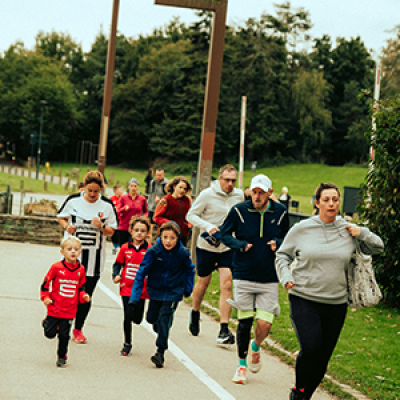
[113, 216, 151, 356]
[110, 184, 124, 254]
[40, 237, 90, 367]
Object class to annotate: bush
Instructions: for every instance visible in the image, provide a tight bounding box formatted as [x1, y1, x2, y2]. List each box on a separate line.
[358, 95, 400, 307]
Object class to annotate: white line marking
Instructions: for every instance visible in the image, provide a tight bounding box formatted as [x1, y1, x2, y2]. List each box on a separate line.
[98, 281, 236, 400]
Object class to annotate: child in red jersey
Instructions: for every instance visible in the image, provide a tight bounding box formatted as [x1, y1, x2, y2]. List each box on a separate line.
[112, 216, 151, 356]
[40, 237, 90, 367]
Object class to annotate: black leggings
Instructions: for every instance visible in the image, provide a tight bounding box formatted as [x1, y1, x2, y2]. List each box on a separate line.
[237, 317, 253, 359]
[43, 316, 72, 358]
[289, 294, 347, 399]
[121, 296, 146, 344]
[75, 276, 100, 330]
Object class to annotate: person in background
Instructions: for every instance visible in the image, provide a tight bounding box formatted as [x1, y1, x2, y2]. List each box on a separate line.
[144, 168, 153, 195]
[275, 182, 384, 400]
[147, 169, 168, 224]
[244, 187, 252, 201]
[112, 217, 151, 357]
[78, 182, 85, 193]
[110, 184, 124, 254]
[153, 176, 192, 246]
[57, 171, 117, 344]
[219, 174, 289, 385]
[279, 187, 291, 210]
[117, 178, 148, 246]
[186, 164, 244, 346]
[128, 221, 195, 368]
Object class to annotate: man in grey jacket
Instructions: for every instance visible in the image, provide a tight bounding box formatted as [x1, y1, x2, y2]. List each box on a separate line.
[147, 168, 168, 223]
[186, 164, 244, 345]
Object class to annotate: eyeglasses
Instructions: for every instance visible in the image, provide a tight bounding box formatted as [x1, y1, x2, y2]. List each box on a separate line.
[133, 229, 147, 233]
[221, 178, 237, 183]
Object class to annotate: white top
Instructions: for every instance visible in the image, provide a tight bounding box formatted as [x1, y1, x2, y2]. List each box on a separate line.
[186, 180, 244, 253]
[57, 193, 117, 277]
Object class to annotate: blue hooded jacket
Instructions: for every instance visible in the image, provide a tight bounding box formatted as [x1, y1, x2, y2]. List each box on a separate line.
[129, 238, 195, 304]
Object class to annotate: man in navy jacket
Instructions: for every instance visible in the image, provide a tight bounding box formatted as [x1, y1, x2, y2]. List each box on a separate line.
[219, 174, 289, 385]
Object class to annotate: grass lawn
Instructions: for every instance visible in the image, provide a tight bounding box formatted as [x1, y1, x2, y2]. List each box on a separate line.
[189, 272, 400, 400]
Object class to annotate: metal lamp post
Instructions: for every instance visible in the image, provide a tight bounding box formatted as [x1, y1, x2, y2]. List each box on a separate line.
[36, 100, 47, 179]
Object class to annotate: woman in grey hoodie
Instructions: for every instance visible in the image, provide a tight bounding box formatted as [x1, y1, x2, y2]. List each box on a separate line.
[276, 182, 384, 400]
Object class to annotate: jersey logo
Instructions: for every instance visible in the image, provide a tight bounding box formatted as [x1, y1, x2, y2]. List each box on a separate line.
[77, 272, 80, 277]
[59, 270, 65, 275]
[98, 212, 104, 218]
[60, 284, 77, 298]
[125, 266, 138, 280]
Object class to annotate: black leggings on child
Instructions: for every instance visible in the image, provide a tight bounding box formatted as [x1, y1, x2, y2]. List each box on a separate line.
[121, 296, 145, 344]
[289, 294, 347, 399]
[43, 316, 72, 358]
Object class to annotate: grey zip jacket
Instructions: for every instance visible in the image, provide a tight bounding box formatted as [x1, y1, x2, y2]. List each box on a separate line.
[275, 216, 384, 304]
[186, 180, 244, 253]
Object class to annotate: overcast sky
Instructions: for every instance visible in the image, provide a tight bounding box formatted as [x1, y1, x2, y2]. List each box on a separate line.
[1, 0, 399, 59]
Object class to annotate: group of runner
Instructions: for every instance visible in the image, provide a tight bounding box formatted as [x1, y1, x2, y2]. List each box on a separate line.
[40, 166, 384, 400]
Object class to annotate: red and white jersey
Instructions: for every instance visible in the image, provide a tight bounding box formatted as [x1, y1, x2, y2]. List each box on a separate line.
[40, 260, 87, 319]
[109, 195, 121, 221]
[115, 241, 150, 298]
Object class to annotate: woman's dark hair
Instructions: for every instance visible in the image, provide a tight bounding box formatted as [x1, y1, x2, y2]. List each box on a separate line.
[83, 171, 105, 188]
[129, 216, 151, 233]
[165, 176, 192, 194]
[315, 183, 340, 201]
[160, 221, 181, 238]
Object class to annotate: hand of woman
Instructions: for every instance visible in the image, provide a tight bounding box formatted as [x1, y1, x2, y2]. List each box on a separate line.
[125, 205, 129, 211]
[285, 281, 296, 290]
[66, 224, 77, 235]
[346, 225, 361, 237]
[92, 217, 102, 229]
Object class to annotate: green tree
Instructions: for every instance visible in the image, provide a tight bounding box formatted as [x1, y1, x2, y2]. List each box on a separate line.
[359, 96, 400, 306]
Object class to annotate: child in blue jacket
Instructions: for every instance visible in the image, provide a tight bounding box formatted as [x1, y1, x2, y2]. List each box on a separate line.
[129, 221, 195, 368]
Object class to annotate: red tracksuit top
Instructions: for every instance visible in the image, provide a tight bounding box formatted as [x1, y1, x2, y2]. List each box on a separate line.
[115, 241, 151, 298]
[40, 260, 87, 319]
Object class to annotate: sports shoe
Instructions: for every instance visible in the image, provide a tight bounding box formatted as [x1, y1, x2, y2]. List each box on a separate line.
[151, 351, 164, 368]
[188, 309, 200, 336]
[248, 340, 262, 373]
[232, 366, 247, 384]
[289, 387, 306, 400]
[120, 343, 132, 356]
[216, 330, 235, 346]
[73, 329, 87, 344]
[56, 356, 68, 368]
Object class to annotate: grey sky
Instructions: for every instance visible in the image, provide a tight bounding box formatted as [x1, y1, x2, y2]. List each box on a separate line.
[1, 0, 399, 59]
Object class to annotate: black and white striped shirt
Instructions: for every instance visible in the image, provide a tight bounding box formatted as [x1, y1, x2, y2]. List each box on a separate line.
[58, 193, 117, 277]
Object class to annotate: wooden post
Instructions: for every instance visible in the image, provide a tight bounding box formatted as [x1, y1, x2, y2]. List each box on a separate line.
[44, 181, 48, 192]
[20, 180, 24, 190]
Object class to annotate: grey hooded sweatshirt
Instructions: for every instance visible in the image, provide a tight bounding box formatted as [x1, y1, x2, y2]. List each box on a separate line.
[275, 216, 384, 304]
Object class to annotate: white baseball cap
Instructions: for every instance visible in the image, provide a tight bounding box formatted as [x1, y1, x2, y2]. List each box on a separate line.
[250, 174, 272, 192]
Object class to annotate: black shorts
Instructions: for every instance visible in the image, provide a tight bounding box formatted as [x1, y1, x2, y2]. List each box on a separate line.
[195, 248, 233, 277]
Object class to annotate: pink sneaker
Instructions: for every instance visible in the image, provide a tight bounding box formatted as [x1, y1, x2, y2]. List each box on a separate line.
[73, 329, 87, 344]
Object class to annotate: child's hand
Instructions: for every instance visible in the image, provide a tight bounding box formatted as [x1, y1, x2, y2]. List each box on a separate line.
[44, 298, 53, 305]
[114, 276, 121, 283]
[83, 294, 91, 302]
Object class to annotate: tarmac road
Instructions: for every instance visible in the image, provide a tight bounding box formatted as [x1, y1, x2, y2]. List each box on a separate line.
[0, 240, 336, 400]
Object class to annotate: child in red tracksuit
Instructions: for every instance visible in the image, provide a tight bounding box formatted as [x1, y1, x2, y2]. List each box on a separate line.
[40, 237, 90, 367]
[112, 216, 151, 356]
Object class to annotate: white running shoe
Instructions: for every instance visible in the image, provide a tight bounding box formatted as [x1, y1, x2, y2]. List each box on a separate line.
[248, 340, 262, 373]
[232, 366, 248, 384]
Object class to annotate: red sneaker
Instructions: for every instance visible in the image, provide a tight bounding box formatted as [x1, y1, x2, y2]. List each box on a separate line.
[73, 329, 87, 344]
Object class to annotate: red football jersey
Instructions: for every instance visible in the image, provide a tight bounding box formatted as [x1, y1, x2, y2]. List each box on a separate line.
[109, 195, 121, 220]
[116, 241, 150, 298]
[40, 260, 87, 319]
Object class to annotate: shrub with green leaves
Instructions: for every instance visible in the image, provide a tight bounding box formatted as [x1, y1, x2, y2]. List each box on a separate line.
[358, 96, 400, 307]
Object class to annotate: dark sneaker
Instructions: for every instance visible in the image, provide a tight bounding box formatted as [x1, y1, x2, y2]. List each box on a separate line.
[216, 330, 235, 347]
[120, 343, 132, 356]
[56, 356, 68, 368]
[151, 352, 164, 368]
[290, 387, 306, 400]
[188, 309, 200, 336]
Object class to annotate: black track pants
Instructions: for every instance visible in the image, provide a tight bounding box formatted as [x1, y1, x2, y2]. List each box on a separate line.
[121, 296, 145, 344]
[43, 316, 72, 358]
[75, 276, 99, 330]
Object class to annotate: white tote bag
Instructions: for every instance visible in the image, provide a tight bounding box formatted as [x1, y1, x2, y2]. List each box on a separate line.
[347, 240, 383, 309]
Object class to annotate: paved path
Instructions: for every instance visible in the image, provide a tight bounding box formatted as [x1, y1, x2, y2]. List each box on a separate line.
[0, 240, 336, 400]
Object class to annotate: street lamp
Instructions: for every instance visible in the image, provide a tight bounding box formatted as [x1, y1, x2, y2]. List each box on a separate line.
[36, 100, 47, 179]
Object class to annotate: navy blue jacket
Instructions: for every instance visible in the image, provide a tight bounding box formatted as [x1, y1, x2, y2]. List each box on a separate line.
[220, 199, 289, 283]
[129, 238, 195, 304]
